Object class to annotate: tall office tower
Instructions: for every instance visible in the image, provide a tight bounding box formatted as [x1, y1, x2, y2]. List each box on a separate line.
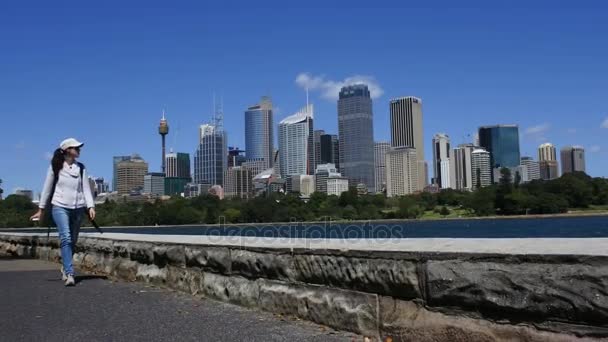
[471, 149, 492, 189]
[478, 125, 521, 178]
[112, 155, 131, 191]
[390, 96, 425, 191]
[374, 142, 391, 193]
[144, 172, 165, 196]
[245, 96, 274, 169]
[432, 133, 451, 189]
[313, 130, 325, 173]
[319, 134, 339, 168]
[158, 110, 169, 174]
[385, 147, 418, 197]
[165, 152, 191, 179]
[116, 154, 148, 195]
[538, 143, 557, 162]
[224, 166, 253, 199]
[278, 104, 314, 178]
[227, 147, 246, 168]
[540, 160, 560, 180]
[450, 144, 475, 191]
[194, 123, 227, 187]
[561, 146, 586, 174]
[338, 84, 375, 193]
[520, 157, 541, 182]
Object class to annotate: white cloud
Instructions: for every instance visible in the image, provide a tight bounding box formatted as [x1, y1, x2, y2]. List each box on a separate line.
[590, 145, 601, 153]
[295, 72, 384, 101]
[44, 152, 53, 160]
[601, 117, 608, 129]
[524, 123, 550, 135]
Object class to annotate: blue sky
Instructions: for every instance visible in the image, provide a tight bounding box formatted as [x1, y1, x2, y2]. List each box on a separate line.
[1, 1, 607, 195]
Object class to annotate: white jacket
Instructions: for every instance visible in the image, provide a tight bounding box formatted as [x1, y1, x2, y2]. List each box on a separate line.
[39, 162, 95, 210]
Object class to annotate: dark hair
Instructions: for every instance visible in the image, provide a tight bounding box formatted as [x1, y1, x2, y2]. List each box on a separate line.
[51, 148, 65, 175]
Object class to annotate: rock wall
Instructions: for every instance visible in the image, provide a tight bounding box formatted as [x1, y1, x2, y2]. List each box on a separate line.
[1, 233, 607, 342]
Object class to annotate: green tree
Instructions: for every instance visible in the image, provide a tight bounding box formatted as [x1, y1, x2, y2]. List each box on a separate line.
[440, 206, 450, 217]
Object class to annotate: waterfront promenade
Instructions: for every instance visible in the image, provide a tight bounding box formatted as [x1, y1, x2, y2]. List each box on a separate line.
[0, 257, 357, 342]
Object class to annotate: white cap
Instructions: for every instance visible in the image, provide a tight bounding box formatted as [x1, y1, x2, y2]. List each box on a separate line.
[60, 138, 84, 151]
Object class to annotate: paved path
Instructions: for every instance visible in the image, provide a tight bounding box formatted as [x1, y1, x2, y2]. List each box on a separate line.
[0, 258, 359, 342]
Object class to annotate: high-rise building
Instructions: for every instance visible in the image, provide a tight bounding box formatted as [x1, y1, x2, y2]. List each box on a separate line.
[144, 172, 165, 196]
[278, 104, 314, 178]
[165, 152, 191, 179]
[540, 160, 560, 180]
[194, 123, 227, 187]
[112, 155, 131, 191]
[15, 189, 34, 201]
[561, 146, 586, 174]
[385, 147, 418, 197]
[116, 154, 148, 195]
[478, 125, 521, 175]
[338, 84, 375, 193]
[471, 149, 492, 189]
[313, 130, 325, 173]
[319, 134, 339, 168]
[165, 177, 190, 196]
[450, 144, 475, 191]
[158, 110, 169, 174]
[520, 157, 541, 182]
[93, 177, 108, 196]
[228, 147, 246, 168]
[314, 163, 341, 194]
[224, 166, 253, 199]
[374, 142, 390, 193]
[390, 96, 426, 191]
[245, 96, 274, 169]
[432, 133, 451, 189]
[538, 143, 557, 162]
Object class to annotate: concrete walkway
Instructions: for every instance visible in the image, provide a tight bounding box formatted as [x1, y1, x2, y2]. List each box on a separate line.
[0, 258, 359, 342]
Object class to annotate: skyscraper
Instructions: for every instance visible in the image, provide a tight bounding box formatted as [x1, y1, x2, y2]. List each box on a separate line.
[432, 133, 451, 189]
[385, 147, 418, 197]
[144, 172, 165, 196]
[278, 104, 314, 178]
[158, 110, 169, 174]
[561, 146, 586, 174]
[245, 96, 274, 169]
[313, 130, 325, 173]
[451, 144, 475, 191]
[319, 134, 339, 168]
[112, 155, 131, 191]
[374, 142, 390, 193]
[338, 84, 375, 193]
[116, 154, 148, 195]
[538, 143, 557, 162]
[227, 147, 246, 168]
[165, 152, 191, 179]
[390, 96, 426, 191]
[314, 163, 341, 194]
[471, 149, 492, 189]
[194, 123, 227, 187]
[520, 157, 541, 182]
[478, 125, 521, 172]
[224, 166, 253, 199]
[540, 160, 560, 180]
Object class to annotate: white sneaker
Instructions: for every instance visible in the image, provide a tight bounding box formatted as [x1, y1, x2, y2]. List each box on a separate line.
[65, 275, 75, 287]
[60, 267, 67, 281]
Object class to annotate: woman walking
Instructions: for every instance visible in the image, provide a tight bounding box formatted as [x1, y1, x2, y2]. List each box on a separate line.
[30, 138, 95, 286]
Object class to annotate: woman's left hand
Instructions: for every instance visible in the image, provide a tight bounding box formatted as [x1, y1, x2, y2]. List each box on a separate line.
[88, 208, 96, 221]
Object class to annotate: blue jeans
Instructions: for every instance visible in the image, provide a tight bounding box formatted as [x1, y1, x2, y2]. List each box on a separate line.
[52, 206, 86, 276]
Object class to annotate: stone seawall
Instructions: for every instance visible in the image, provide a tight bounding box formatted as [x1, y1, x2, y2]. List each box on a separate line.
[1, 233, 607, 342]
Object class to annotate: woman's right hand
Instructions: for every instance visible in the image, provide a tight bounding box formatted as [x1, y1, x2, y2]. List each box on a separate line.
[30, 209, 43, 222]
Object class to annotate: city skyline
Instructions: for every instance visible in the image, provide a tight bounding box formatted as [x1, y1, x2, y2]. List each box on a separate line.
[2, 3, 607, 194]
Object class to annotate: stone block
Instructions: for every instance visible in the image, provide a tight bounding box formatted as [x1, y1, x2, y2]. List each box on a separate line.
[293, 254, 420, 299]
[425, 260, 608, 328]
[258, 280, 378, 337]
[185, 246, 231, 274]
[231, 249, 293, 280]
[153, 245, 185, 267]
